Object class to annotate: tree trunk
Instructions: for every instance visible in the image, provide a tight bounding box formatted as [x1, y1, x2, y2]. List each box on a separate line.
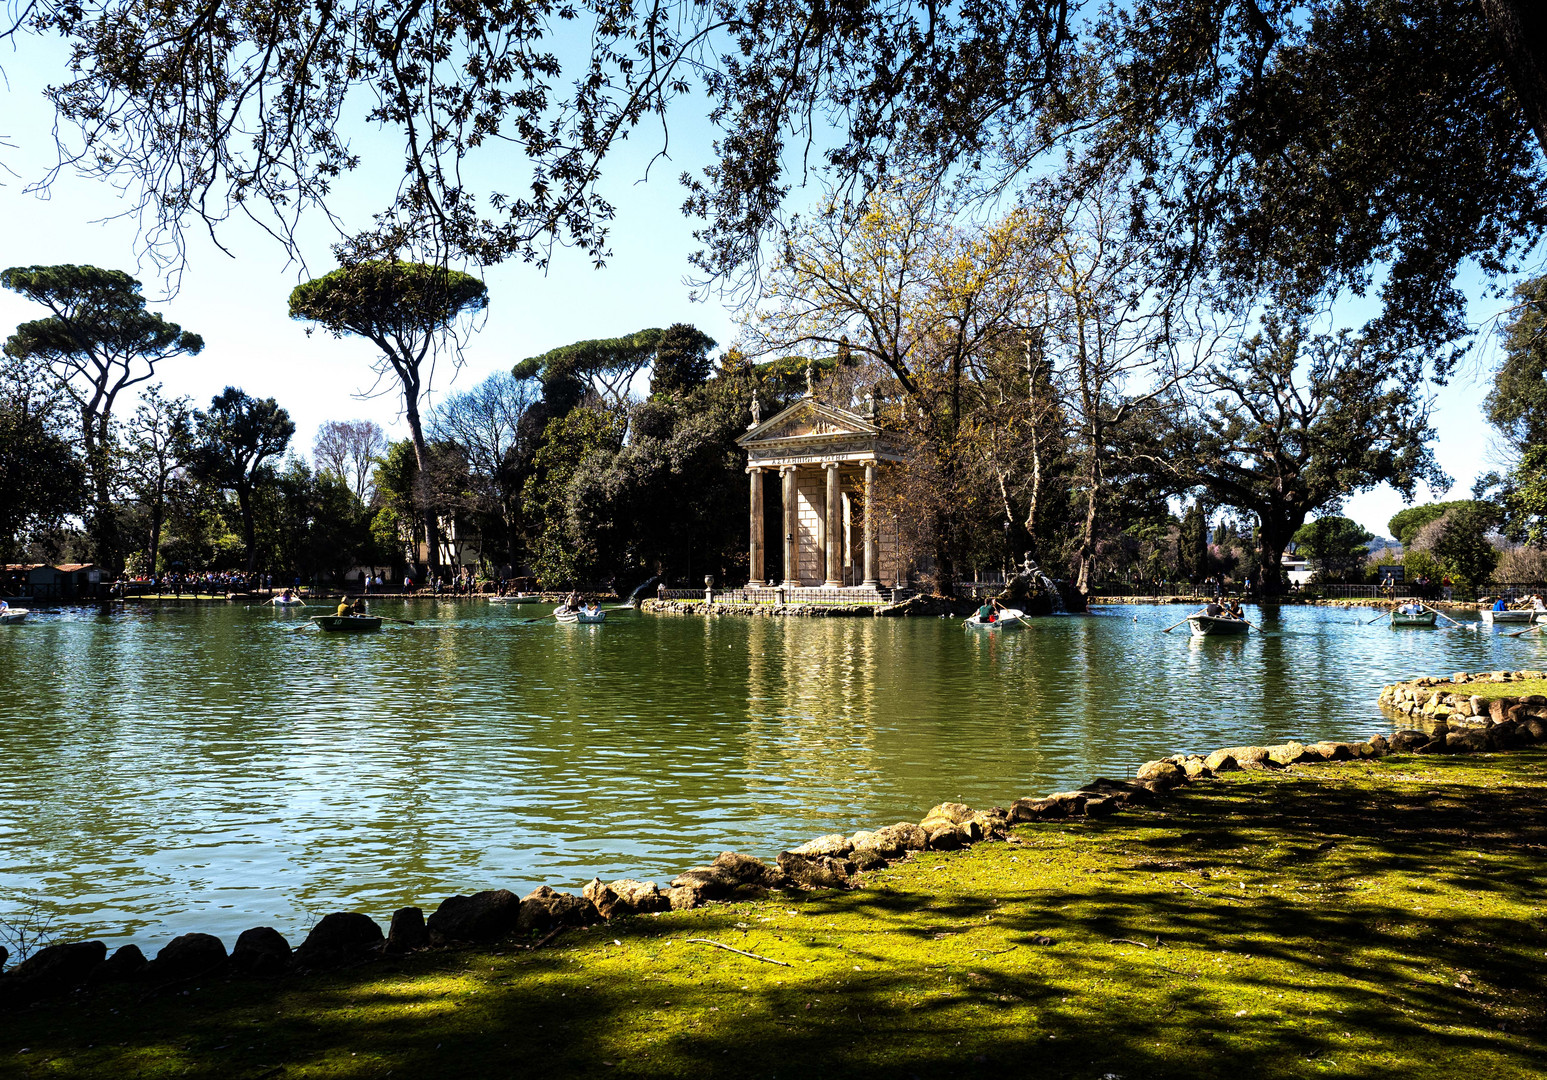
[237, 482, 258, 576]
[1254, 509, 1304, 598]
[405, 398, 441, 575]
[1021, 433, 1043, 563]
[932, 510, 956, 597]
[147, 473, 166, 574]
[1074, 452, 1101, 598]
[82, 410, 118, 574]
[1481, 0, 1547, 158]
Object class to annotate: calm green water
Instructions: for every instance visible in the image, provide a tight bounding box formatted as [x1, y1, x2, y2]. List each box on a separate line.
[0, 601, 1531, 952]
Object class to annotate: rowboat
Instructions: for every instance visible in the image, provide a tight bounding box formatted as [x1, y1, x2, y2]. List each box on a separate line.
[1188, 614, 1249, 637]
[554, 605, 605, 624]
[0, 608, 30, 625]
[271, 596, 306, 607]
[1390, 610, 1438, 627]
[1480, 608, 1538, 625]
[964, 607, 1028, 631]
[311, 615, 383, 633]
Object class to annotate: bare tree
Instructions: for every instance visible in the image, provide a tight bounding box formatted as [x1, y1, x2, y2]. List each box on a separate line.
[428, 371, 538, 566]
[119, 383, 193, 573]
[312, 419, 387, 502]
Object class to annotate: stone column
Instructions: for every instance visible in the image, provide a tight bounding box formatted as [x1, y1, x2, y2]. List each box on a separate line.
[747, 467, 765, 586]
[862, 462, 880, 588]
[824, 461, 843, 587]
[781, 465, 800, 587]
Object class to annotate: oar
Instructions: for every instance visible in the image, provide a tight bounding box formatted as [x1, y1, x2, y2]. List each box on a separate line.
[376, 615, 416, 625]
[1363, 607, 1392, 625]
[1422, 603, 1461, 627]
[1161, 614, 1196, 633]
[1504, 621, 1543, 638]
[292, 616, 321, 633]
[523, 610, 559, 624]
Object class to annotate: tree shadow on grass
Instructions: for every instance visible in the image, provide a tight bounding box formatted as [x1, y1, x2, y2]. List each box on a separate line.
[6, 755, 1547, 1079]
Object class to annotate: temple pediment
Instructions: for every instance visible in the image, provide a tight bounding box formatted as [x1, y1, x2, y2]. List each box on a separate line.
[738, 398, 879, 445]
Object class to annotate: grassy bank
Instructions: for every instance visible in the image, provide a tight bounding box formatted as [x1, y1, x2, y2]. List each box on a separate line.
[4, 754, 1546, 1079]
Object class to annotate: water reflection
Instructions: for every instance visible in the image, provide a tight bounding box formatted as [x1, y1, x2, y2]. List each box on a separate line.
[1, 601, 1541, 951]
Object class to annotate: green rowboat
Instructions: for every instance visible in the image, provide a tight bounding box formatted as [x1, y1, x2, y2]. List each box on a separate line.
[1390, 610, 1438, 628]
[1187, 614, 1250, 637]
[311, 615, 383, 633]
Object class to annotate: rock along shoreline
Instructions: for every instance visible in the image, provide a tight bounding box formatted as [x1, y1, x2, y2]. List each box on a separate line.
[8, 669, 1546, 1011]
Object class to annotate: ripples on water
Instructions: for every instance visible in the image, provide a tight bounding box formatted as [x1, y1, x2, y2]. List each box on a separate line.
[0, 600, 1533, 950]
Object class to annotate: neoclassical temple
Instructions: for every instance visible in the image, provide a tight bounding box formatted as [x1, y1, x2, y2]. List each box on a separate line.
[736, 394, 906, 589]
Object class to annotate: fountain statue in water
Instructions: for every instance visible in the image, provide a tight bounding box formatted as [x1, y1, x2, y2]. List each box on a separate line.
[997, 553, 1067, 615]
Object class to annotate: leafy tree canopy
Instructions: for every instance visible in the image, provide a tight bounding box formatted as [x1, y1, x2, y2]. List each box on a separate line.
[1178, 317, 1448, 594]
[1389, 501, 1496, 549]
[649, 324, 719, 398]
[188, 387, 295, 572]
[1406, 502, 1504, 584]
[1483, 275, 1547, 454]
[0, 357, 84, 559]
[1292, 516, 1375, 581]
[9, 1, 1543, 357]
[288, 261, 488, 356]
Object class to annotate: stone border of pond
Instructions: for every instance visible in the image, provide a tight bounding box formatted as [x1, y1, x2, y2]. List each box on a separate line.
[1378, 668, 1547, 740]
[9, 683, 1547, 1011]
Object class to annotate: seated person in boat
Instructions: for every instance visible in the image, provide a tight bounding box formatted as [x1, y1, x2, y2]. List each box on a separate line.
[1398, 601, 1421, 615]
[1198, 600, 1227, 618]
[1533, 595, 1547, 613]
[335, 598, 367, 617]
[1226, 599, 1246, 619]
[0, 599, 8, 614]
[1493, 597, 1509, 612]
[564, 589, 583, 612]
[977, 598, 1004, 623]
[275, 588, 296, 604]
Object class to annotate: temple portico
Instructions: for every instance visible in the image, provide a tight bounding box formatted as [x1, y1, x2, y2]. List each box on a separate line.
[737, 396, 904, 590]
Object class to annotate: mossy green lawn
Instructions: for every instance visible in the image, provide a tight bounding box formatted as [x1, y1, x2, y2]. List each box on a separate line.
[5, 755, 1546, 1079]
[1422, 678, 1547, 702]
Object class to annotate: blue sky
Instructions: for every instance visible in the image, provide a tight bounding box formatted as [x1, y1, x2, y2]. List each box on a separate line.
[0, 29, 1517, 542]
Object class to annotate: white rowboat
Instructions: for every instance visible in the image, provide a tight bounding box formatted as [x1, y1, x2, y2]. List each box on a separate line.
[964, 607, 1028, 631]
[554, 605, 605, 624]
[0, 608, 30, 625]
[1480, 608, 1538, 625]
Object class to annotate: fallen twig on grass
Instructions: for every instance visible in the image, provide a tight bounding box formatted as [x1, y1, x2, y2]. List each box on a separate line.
[686, 938, 792, 966]
[1176, 880, 1246, 904]
[527, 926, 566, 951]
[1109, 938, 1151, 948]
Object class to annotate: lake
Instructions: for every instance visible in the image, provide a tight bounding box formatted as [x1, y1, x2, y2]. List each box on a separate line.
[0, 600, 1530, 952]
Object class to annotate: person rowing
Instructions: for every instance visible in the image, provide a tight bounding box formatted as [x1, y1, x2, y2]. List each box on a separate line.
[335, 597, 367, 617]
[976, 598, 1004, 624]
[273, 588, 301, 606]
[1398, 600, 1422, 615]
[1227, 599, 1246, 620]
[1196, 599, 1228, 619]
